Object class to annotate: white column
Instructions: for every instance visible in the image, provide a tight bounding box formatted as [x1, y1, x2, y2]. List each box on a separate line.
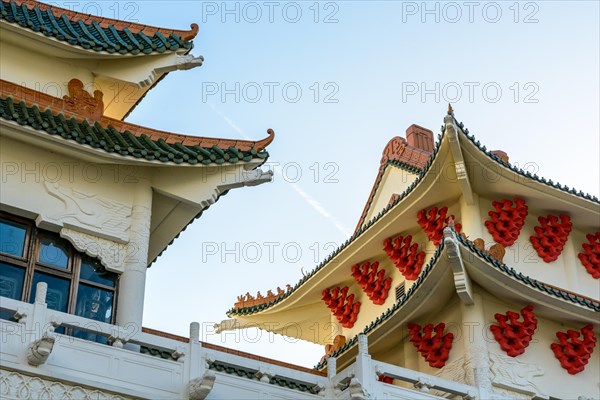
[460, 292, 493, 398]
[116, 182, 152, 330]
[353, 334, 375, 398]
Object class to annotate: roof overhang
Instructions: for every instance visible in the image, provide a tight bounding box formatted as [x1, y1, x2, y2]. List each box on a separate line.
[320, 230, 599, 370]
[227, 130, 462, 330]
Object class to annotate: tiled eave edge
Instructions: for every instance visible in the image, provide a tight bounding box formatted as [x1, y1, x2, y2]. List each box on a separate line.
[227, 129, 446, 317]
[455, 233, 600, 312]
[1, 0, 197, 55]
[313, 229, 600, 370]
[455, 117, 599, 204]
[312, 239, 447, 369]
[0, 90, 272, 166]
[228, 111, 600, 318]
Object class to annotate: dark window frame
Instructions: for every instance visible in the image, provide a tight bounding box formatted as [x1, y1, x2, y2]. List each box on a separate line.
[0, 211, 118, 324]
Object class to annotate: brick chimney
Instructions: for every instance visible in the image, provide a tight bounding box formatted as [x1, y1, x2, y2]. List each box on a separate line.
[406, 124, 434, 152]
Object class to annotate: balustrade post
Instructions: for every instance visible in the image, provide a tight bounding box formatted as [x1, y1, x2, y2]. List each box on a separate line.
[30, 282, 49, 340]
[189, 322, 202, 380]
[354, 334, 375, 398]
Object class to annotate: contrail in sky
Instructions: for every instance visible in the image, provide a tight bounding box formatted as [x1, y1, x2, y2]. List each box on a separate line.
[209, 104, 351, 238]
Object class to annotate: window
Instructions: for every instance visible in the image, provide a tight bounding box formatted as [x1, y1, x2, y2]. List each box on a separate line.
[0, 212, 118, 327]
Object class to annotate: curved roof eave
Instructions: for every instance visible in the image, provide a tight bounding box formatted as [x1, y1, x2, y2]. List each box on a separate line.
[455, 117, 599, 207]
[1, 0, 198, 56]
[227, 124, 450, 318]
[313, 229, 600, 370]
[228, 110, 600, 318]
[0, 81, 273, 167]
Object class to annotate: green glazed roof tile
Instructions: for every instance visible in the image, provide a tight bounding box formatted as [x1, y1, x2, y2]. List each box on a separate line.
[0, 95, 270, 166]
[1, 0, 194, 55]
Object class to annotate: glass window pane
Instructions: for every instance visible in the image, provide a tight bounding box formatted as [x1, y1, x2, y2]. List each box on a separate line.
[80, 256, 117, 287]
[0, 219, 27, 257]
[75, 284, 113, 323]
[0, 262, 25, 300]
[38, 235, 70, 269]
[29, 272, 70, 312]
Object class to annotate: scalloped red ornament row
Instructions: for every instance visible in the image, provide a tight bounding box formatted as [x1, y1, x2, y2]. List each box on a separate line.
[481, 198, 597, 278]
[417, 206, 461, 246]
[485, 197, 528, 247]
[321, 286, 360, 328]
[408, 322, 454, 368]
[530, 214, 573, 262]
[407, 308, 597, 374]
[351, 261, 392, 305]
[490, 306, 596, 374]
[490, 305, 538, 357]
[551, 324, 597, 375]
[578, 232, 600, 279]
[383, 235, 425, 280]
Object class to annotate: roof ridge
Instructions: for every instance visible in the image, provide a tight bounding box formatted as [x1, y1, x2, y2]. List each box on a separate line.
[9, 0, 199, 39]
[453, 116, 599, 204]
[0, 79, 274, 152]
[228, 109, 599, 317]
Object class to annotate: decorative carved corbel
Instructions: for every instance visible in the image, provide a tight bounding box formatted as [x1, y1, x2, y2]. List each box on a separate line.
[26, 333, 55, 366]
[176, 54, 205, 71]
[172, 345, 186, 361]
[348, 377, 370, 400]
[188, 372, 216, 400]
[444, 228, 474, 305]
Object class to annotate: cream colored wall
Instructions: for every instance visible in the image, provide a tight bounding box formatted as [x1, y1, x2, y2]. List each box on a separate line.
[480, 289, 600, 400]
[0, 33, 183, 120]
[369, 295, 468, 392]
[368, 285, 599, 399]
[0, 135, 140, 240]
[362, 167, 419, 226]
[470, 195, 598, 300]
[337, 225, 433, 341]
[0, 40, 97, 96]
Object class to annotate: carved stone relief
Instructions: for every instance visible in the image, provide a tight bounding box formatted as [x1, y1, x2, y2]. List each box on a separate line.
[0, 370, 130, 400]
[42, 182, 132, 242]
[489, 352, 545, 396]
[60, 228, 127, 273]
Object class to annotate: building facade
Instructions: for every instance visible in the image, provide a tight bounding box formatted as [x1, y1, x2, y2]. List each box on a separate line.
[1, 1, 598, 399]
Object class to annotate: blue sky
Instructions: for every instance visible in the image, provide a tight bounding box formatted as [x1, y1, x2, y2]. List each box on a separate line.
[79, 1, 600, 367]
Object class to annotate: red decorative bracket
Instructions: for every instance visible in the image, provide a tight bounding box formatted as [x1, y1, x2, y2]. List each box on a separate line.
[351, 261, 392, 305]
[484, 198, 528, 247]
[578, 232, 600, 279]
[408, 323, 454, 368]
[490, 305, 537, 357]
[417, 207, 462, 246]
[530, 214, 572, 262]
[322, 287, 361, 328]
[551, 325, 597, 375]
[383, 235, 426, 280]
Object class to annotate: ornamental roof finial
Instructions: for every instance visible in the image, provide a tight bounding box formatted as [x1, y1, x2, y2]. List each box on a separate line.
[447, 103, 454, 115]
